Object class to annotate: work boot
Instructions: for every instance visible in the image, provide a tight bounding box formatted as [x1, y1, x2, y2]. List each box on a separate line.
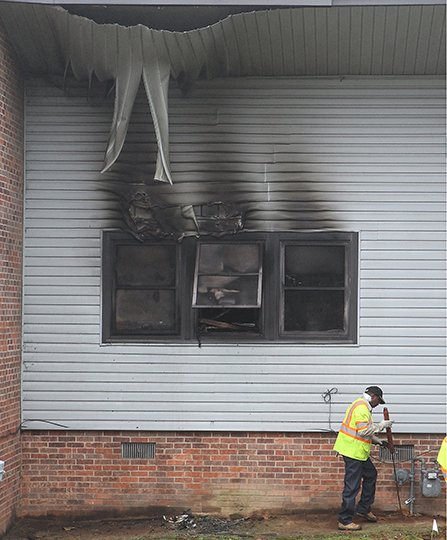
[338, 522, 362, 531]
[356, 511, 378, 522]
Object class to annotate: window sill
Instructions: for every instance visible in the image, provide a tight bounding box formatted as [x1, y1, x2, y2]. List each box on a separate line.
[101, 335, 358, 346]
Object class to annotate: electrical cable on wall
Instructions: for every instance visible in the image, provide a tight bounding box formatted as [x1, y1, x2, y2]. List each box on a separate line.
[21, 419, 69, 429]
[322, 387, 338, 432]
[0, 419, 68, 442]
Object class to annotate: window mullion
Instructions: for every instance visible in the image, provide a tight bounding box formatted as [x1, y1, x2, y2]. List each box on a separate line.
[263, 234, 279, 341]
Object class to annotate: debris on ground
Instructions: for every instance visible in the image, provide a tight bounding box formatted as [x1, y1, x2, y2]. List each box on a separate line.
[162, 510, 197, 529]
[194, 514, 246, 534]
[162, 511, 247, 534]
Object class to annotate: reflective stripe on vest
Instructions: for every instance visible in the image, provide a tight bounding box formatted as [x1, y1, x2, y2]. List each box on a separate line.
[339, 400, 372, 444]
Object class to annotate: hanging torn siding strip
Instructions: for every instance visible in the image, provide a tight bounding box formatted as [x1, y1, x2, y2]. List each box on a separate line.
[0, 3, 445, 183]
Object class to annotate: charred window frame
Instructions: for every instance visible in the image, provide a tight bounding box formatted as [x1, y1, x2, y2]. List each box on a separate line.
[102, 231, 358, 344]
[102, 232, 187, 342]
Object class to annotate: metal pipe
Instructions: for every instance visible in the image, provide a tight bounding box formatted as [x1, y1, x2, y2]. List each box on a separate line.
[408, 458, 415, 515]
[383, 408, 404, 514]
[406, 457, 426, 515]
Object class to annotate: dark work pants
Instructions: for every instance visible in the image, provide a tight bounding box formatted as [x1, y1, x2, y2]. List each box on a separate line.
[338, 456, 377, 525]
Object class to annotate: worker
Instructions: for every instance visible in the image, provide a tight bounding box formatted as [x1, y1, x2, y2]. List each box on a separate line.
[333, 386, 393, 531]
[437, 436, 446, 480]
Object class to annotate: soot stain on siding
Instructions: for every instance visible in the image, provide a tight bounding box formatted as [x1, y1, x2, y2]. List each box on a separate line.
[99, 84, 332, 236]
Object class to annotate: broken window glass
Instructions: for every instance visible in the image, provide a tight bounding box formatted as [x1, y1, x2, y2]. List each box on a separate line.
[193, 243, 262, 308]
[193, 242, 263, 336]
[198, 308, 261, 335]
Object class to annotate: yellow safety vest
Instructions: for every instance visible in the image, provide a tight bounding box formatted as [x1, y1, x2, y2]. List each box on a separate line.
[437, 437, 446, 479]
[333, 397, 373, 461]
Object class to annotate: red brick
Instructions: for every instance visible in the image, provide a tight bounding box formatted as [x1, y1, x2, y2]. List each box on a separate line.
[15, 431, 445, 519]
[0, 20, 24, 538]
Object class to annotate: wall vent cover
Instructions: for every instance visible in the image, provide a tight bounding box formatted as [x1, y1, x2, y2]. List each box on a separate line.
[379, 444, 414, 463]
[121, 442, 156, 459]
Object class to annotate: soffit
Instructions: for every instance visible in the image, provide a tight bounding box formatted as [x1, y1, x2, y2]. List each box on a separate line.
[1, 3, 445, 77]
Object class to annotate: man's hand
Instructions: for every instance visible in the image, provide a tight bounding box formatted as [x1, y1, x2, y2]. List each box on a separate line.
[372, 435, 389, 448]
[378, 420, 393, 430]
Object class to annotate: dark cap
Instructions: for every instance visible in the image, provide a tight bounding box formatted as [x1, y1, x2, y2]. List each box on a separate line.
[365, 386, 385, 404]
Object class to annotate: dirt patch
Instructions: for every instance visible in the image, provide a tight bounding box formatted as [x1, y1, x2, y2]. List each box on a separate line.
[3, 512, 445, 540]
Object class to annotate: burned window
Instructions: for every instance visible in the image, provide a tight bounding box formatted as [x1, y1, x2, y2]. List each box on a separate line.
[280, 237, 357, 341]
[103, 235, 180, 341]
[102, 231, 357, 344]
[192, 242, 263, 336]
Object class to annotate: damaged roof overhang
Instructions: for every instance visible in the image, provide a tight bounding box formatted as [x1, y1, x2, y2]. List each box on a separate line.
[0, 2, 445, 184]
[34, 0, 447, 32]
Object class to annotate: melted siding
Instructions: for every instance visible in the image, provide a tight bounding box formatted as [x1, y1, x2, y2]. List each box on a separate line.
[23, 76, 446, 433]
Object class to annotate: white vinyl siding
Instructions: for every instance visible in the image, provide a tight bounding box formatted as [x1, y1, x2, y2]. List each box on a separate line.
[23, 76, 446, 433]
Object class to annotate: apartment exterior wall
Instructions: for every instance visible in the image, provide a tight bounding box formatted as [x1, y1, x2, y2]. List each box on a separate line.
[17, 75, 445, 518]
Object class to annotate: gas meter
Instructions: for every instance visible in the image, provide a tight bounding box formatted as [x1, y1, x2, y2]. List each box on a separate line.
[421, 468, 442, 498]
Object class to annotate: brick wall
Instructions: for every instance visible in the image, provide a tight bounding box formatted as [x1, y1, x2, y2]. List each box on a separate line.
[0, 24, 24, 537]
[20, 431, 445, 519]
